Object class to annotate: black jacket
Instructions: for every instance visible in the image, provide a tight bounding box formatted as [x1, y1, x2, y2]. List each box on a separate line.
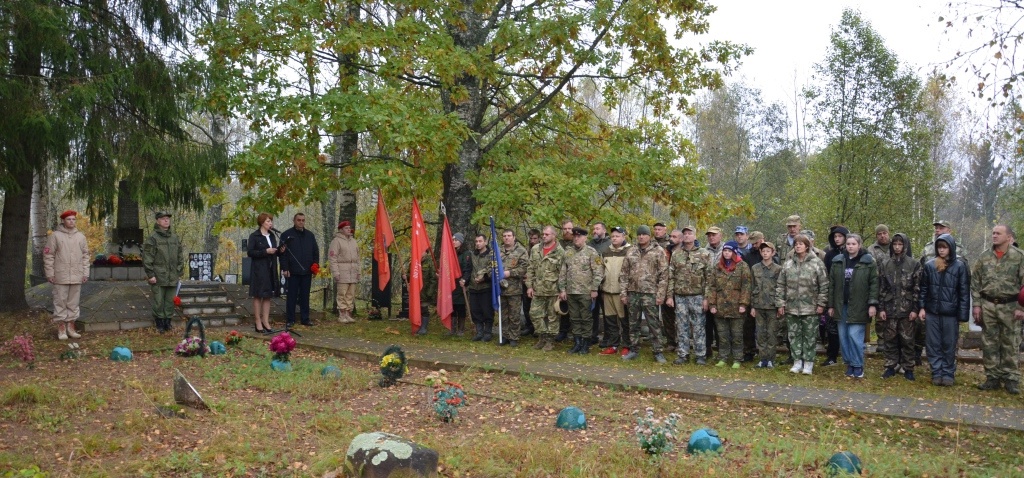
[279, 227, 320, 276]
[247, 229, 283, 298]
[918, 234, 971, 322]
[823, 225, 850, 274]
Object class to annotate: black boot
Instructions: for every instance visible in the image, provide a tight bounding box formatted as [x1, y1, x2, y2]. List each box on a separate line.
[417, 316, 429, 335]
[568, 336, 581, 354]
[472, 323, 484, 341]
[579, 337, 591, 355]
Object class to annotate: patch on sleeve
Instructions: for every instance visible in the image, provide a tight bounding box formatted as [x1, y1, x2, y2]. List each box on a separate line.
[43, 247, 50, 254]
[329, 251, 335, 257]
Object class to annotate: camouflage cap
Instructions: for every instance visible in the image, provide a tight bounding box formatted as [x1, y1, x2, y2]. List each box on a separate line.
[681, 225, 696, 233]
[759, 241, 776, 251]
[706, 226, 722, 235]
[875, 224, 889, 234]
[786, 215, 801, 226]
[800, 229, 815, 241]
[933, 220, 951, 228]
[571, 227, 588, 236]
[155, 211, 172, 219]
[749, 231, 765, 241]
[653, 222, 667, 228]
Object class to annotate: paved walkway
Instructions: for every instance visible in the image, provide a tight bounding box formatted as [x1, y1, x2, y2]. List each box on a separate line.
[279, 334, 1024, 433]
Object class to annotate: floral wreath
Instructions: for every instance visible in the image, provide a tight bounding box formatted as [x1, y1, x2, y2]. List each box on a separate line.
[118, 239, 143, 258]
[379, 345, 408, 387]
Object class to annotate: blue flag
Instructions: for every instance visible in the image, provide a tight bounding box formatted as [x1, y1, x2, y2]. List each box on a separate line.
[489, 217, 504, 310]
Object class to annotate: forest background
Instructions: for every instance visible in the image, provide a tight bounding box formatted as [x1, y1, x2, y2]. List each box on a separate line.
[2, 0, 1023, 312]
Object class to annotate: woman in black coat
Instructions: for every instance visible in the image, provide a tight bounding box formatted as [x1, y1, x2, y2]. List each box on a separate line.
[248, 213, 285, 333]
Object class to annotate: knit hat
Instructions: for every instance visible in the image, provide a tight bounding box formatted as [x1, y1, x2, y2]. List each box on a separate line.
[636, 225, 652, 235]
[453, 232, 465, 243]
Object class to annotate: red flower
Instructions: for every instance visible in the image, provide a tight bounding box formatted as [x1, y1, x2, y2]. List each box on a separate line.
[173, 296, 182, 307]
[310, 263, 320, 276]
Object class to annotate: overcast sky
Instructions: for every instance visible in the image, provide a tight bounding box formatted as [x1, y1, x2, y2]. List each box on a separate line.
[703, 1, 981, 109]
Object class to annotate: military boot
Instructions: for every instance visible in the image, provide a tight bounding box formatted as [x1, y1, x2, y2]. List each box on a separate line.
[542, 335, 555, 352]
[978, 377, 1001, 391]
[578, 338, 592, 355]
[1006, 381, 1021, 395]
[568, 336, 582, 354]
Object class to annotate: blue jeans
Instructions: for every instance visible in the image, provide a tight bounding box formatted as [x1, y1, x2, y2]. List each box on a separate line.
[925, 313, 959, 380]
[838, 305, 866, 368]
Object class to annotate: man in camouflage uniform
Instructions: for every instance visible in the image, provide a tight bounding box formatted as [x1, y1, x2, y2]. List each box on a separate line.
[555, 220, 575, 341]
[868, 224, 891, 259]
[750, 242, 783, 368]
[526, 226, 566, 351]
[620, 225, 669, 363]
[589, 222, 611, 348]
[704, 226, 724, 355]
[661, 228, 683, 352]
[878, 233, 921, 380]
[973, 224, 1024, 394]
[666, 225, 712, 365]
[559, 227, 605, 354]
[521, 229, 541, 337]
[498, 229, 529, 347]
[776, 215, 802, 262]
[653, 222, 670, 249]
[468, 234, 494, 341]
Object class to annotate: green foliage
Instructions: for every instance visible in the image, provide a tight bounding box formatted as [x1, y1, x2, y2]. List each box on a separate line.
[199, 0, 751, 231]
[0, 384, 50, 406]
[800, 9, 936, 242]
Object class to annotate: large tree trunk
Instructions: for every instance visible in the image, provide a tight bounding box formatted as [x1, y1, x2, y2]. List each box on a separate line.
[0, 169, 34, 312]
[440, 0, 486, 239]
[333, 0, 360, 229]
[30, 164, 49, 285]
[202, 184, 223, 269]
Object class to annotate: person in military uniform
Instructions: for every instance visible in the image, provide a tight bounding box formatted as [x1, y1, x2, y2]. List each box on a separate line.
[559, 227, 605, 354]
[620, 225, 669, 363]
[600, 226, 631, 355]
[777, 234, 829, 375]
[144, 211, 184, 333]
[661, 228, 682, 352]
[707, 243, 752, 368]
[750, 242, 783, 368]
[973, 224, 1024, 394]
[526, 226, 566, 351]
[555, 220, 576, 341]
[868, 224, 891, 259]
[704, 226, 724, 355]
[468, 234, 494, 341]
[666, 225, 712, 365]
[653, 222, 670, 249]
[521, 228, 541, 337]
[878, 233, 921, 380]
[498, 229, 529, 346]
[451, 233, 473, 336]
[776, 215, 803, 262]
[589, 222, 611, 348]
[786, 229, 825, 261]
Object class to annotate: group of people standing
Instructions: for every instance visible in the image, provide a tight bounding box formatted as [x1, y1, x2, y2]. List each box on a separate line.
[447, 215, 1024, 393]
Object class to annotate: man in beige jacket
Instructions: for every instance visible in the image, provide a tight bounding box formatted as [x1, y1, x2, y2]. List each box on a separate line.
[329, 220, 360, 323]
[44, 210, 91, 340]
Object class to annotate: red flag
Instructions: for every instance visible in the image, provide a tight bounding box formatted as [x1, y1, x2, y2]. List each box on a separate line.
[374, 191, 395, 290]
[436, 215, 461, 331]
[408, 198, 430, 334]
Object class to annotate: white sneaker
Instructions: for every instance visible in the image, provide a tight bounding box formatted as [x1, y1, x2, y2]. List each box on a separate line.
[57, 324, 68, 341]
[802, 362, 814, 375]
[789, 360, 803, 374]
[766, 360, 774, 369]
[66, 322, 81, 339]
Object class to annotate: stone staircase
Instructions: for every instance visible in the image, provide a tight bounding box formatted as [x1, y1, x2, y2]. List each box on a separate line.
[175, 282, 243, 328]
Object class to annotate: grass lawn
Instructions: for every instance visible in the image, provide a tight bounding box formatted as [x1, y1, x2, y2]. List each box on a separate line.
[2, 307, 1024, 477]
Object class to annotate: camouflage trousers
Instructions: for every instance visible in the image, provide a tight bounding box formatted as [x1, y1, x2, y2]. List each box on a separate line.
[530, 295, 559, 337]
[715, 317, 744, 363]
[627, 292, 665, 354]
[754, 308, 781, 362]
[787, 314, 818, 363]
[500, 294, 524, 341]
[567, 294, 594, 337]
[981, 302, 1022, 382]
[674, 295, 706, 359]
[881, 315, 918, 370]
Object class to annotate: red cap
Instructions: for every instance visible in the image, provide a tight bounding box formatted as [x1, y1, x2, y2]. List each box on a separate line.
[338, 220, 351, 230]
[60, 210, 77, 220]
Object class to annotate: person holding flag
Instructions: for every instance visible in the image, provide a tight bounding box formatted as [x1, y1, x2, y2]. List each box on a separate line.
[469, 233, 495, 341]
[407, 199, 432, 335]
[498, 228, 529, 346]
[436, 213, 463, 335]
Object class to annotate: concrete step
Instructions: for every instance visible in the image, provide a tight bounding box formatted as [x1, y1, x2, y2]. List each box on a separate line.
[82, 314, 246, 332]
[178, 291, 231, 304]
[181, 303, 237, 315]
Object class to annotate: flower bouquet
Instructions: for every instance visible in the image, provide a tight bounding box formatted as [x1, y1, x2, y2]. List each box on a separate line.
[175, 336, 208, 357]
[635, 407, 681, 456]
[269, 332, 297, 368]
[59, 343, 82, 361]
[378, 345, 407, 387]
[107, 254, 123, 265]
[225, 330, 242, 346]
[310, 263, 320, 276]
[122, 253, 143, 264]
[2, 334, 35, 368]
[173, 296, 182, 307]
[426, 370, 466, 422]
[367, 307, 383, 321]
